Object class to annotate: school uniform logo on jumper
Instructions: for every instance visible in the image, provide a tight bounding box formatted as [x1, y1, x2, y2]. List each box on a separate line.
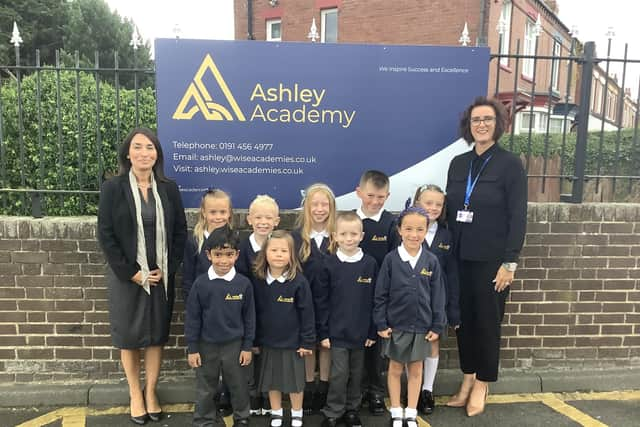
[277, 295, 294, 303]
[371, 235, 387, 242]
[420, 268, 432, 277]
[225, 293, 244, 301]
[356, 276, 373, 284]
[437, 242, 450, 251]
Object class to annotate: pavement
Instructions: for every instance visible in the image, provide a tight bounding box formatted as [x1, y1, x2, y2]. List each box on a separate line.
[1, 368, 639, 426]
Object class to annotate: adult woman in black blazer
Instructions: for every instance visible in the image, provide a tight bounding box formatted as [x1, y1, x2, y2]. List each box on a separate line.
[445, 97, 527, 416]
[98, 128, 187, 424]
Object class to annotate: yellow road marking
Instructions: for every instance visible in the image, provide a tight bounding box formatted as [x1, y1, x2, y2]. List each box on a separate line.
[14, 391, 640, 427]
[542, 396, 608, 427]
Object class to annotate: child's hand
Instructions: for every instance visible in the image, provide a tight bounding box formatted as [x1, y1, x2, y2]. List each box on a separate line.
[239, 350, 252, 366]
[252, 347, 261, 354]
[377, 328, 392, 338]
[364, 339, 376, 347]
[297, 347, 313, 357]
[425, 331, 439, 342]
[320, 338, 331, 349]
[148, 268, 163, 285]
[188, 352, 201, 368]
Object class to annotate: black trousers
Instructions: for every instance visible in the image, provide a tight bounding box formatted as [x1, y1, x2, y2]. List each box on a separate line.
[193, 340, 250, 426]
[456, 259, 509, 382]
[362, 340, 386, 396]
[322, 347, 365, 419]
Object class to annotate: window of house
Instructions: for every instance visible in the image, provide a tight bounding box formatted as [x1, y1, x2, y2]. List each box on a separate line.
[549, 117, 564, 133]
[321, 8, 338, 43]
[538, 112, 548, 132]
[499, 1, 512, 66]
[551, 39, 561, 90]
[521, 112, 535, 130]
[523, 20, 536, 78]
[266, 19, 282, 41]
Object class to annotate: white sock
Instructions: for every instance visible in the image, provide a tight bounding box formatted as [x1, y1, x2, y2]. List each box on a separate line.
[271, 408, 283, 427]
[390, 407, 403, 427]
[422, 357, 439, 391]
[291, 409, 303, 427]
[405, 407, 418, 427]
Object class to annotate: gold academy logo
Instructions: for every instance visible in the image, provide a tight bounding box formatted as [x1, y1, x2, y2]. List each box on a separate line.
[420, 268, 432, 277]
[371, 235, 387, 242]
[277, 295, 294, 303]
[173, 54, 246, 121]
[225, 293, 243, 301]
[437, 242, 450, 251]
[356, 276, 372, 284]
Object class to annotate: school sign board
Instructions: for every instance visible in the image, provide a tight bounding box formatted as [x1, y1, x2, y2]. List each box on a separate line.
[155, 39, 489, 209]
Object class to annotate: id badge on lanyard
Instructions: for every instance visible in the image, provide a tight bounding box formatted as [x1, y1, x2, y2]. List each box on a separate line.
[456, 155, 492, 224]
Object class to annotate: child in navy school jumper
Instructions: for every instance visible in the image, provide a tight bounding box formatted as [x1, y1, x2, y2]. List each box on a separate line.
[291, 183, 336, 413]
[235, 195, 280, 417]
[182, 188, 234, 415]
[236, 195, 280, 280]
[374, 206, 446, 427]
[413, 184, 460, 415]
[252, 230, 316, 427]
[354, 170, 399, 415]
[316, 212, 378, 427]
[185, 226, 255, 427]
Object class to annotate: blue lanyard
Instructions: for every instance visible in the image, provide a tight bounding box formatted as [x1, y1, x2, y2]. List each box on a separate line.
[464, 155, 492, 209]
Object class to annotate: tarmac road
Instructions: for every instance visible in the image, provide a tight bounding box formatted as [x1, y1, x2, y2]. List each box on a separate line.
[5, 391, 640, 427]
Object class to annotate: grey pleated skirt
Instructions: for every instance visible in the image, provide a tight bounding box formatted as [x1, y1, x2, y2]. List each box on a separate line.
[381, 330, 432, 364]
[258, 347, 306, 393]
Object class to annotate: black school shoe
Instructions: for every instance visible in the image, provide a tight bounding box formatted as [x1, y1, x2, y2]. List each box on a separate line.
[342, 410, 363, 427]
[312, 390, 327, 413]
[418, 390, 435, 415]
[217, 392, 233, 417]
[232, 418, 250, 427]
[368, 395, 386, 415]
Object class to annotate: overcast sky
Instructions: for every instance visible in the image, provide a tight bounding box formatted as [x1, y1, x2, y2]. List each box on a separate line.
[104, 0, 640, 92]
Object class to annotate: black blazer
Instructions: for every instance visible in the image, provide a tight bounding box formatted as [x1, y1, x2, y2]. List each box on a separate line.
[98, 173, 188, 283]
[445, 144, 527, 263]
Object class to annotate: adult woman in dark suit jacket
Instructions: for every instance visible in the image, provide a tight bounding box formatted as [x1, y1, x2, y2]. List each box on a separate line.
[98, 128, 187, 424]
[445, 97, 527, 416]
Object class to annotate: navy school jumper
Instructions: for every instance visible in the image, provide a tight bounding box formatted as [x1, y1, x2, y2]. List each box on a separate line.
[425, 225, 461, 327]
[315, 253, 379, 348]
[373, 248, 446, 336]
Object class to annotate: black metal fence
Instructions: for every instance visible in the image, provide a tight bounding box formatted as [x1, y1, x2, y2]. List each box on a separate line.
[1, 40, 639, 216]
[492, 38, 640, 204]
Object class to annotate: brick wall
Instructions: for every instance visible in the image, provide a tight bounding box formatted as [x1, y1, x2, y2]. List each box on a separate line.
[0, 203, 639, 382]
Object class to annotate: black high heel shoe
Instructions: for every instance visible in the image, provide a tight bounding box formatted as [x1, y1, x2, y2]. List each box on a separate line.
[142, 388, 163, 422]
[130, 413, 149, 425]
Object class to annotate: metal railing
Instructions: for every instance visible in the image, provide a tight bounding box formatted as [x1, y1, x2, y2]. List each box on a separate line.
[1, 38, 639, 216]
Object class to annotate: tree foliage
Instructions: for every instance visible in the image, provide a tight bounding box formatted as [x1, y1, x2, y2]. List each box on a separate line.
[0, 0, 153, 87]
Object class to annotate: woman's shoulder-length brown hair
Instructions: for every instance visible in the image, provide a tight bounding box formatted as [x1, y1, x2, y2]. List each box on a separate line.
[459, 96, 507, 144]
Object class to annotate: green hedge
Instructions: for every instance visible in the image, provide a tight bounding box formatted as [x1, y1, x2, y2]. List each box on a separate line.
[0, 71, 156, 216]
[505, 129, 640, 178]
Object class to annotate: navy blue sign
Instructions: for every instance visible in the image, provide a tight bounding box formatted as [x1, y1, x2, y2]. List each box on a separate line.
[155, 39, 489, 209]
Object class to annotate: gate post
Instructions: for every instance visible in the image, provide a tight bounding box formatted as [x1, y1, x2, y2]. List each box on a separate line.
[570, 41, 596, 203]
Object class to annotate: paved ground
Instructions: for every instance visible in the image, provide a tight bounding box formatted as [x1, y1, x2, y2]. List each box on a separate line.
[6, 391, 639, 427]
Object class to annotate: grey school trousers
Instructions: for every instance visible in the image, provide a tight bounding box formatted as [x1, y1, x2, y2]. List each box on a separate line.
[321, 346, 365, 419]
[193, 340, 250, 426]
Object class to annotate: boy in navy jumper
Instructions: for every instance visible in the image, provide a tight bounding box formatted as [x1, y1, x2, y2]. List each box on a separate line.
[316, 212, 378, 427]
[186, 226, 255, 427]
[355, 170, 398, 414]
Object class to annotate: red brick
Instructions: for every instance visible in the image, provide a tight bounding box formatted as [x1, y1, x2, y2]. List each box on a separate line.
[596, 269, 629, 279]
[11, 252, 47, 264]
[0, 287, 25, 299]
[601, 223, 634, 233]
[575, 337, 622, 347]
[55, 348, 92, 360]
[47, 312, 85, 323]
[542, 337, 575, 347]
[574, 258, 607, 268]
[569, 325, 600, 335]
[16, 349, 53, 359]
[18, 324, 54, 334]
[597, 347, 630, 358]
[15, 276, 53, 288]
[55, 324, 92, 335]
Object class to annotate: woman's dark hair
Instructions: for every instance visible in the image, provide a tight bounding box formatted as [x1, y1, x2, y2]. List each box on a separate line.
[459, 96, 507, 144]
[118, 127, 168, 182]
